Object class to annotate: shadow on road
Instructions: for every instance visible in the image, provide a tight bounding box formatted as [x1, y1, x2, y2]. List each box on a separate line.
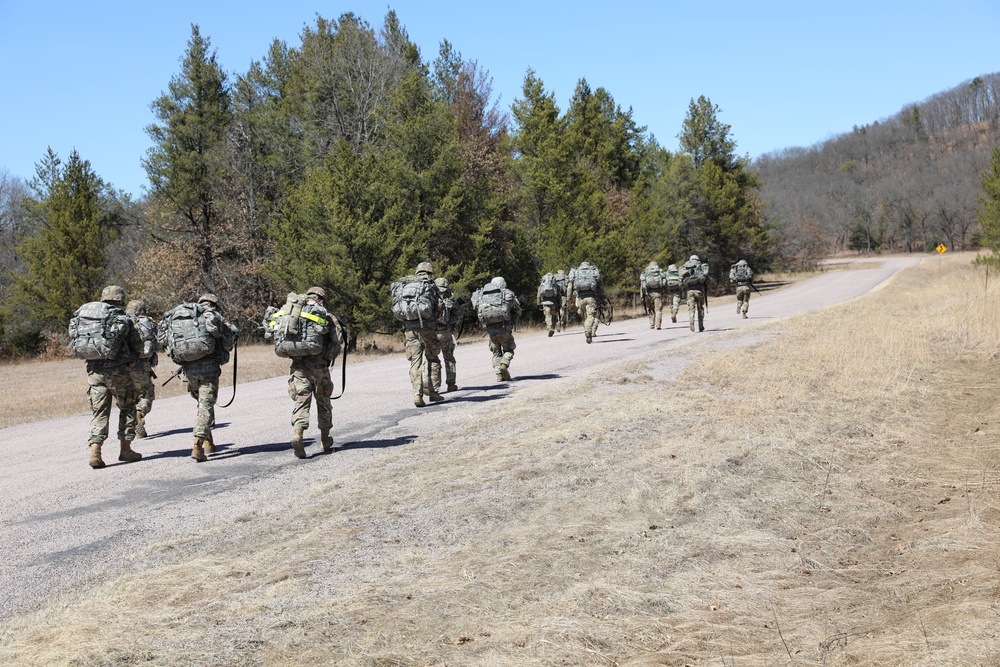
[143, 422, 231, 441]
[511, 373, 561, 381]
[338, 435, 418, 451]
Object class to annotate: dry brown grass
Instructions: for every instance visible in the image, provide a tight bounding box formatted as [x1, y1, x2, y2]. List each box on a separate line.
[6, 255, 1000, 665]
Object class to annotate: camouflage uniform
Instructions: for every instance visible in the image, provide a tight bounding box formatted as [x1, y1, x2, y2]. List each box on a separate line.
[434, 277, 459, 392]
[171, 294, 235, 461]
[73, 285, 145, 469]
[730, 259, 753, 318]
[125, 300, 158, 438]
[680, 255, 708, 332]
[571, 262, 603, 343]
[537, 272, 562, 336]
[554, 269, 570, 330]
[640, 262, 665, 330]
[401, 263, 444, 407]
[474, 277, 521, 381]
[665, 264, 682, 323]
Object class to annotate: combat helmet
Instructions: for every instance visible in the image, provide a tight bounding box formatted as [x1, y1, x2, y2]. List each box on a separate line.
[668, 264, 678, 272]
[689, 255, 699, 263]
[434, 277, 449, 289]
[307, 286, 327, 301]
[648, 261, 659, 270]
[125, 299, 146, 316]
[736, 259, 748, 266]
[198, 293, 219, 307]
[101, 285, 126, 303]
[416, 262, 434, 275]
[491, 276, 507, 289]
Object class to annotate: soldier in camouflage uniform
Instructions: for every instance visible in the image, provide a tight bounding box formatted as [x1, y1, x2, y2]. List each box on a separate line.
[570, 261, 603, 344]
[680, 255, 708, 332]
[666, 264, 682, 323]
[536, 272, 562, 337]
[474, 276, 521, 381]
[77, 285, 145, 469]
[403, 262, 445, 408]
[125, 300, 158, 438]
[286, 287, 341, 458]
[554, 269, 570, 330]
[433, 277, 460, 393]
[177, 294, 235, 462]
[730, 259, 754, 319]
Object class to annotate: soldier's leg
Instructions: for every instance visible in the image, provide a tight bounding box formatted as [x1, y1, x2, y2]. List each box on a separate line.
[653, 294, 663, 329]
[87, 371, 112, 446]
[585, 298, 598, 335]
[671, 294, 680, 323]
[438, 331, 457, 390]
[288, 369, 314, 430]
[404, 330, 425, 397]
[194, 376, 218, 439]
[687, 292, 698, 331]
[110, 370, 138, 443]
[501, 332, 516, 374]
[314, 367, 334, 432]
[697, 293, 705, 331]
[421, 331, 444, 401]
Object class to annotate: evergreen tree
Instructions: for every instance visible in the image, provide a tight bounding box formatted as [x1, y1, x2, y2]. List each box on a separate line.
[976, 146, 1000, 257]
[16, 149, 118, 331]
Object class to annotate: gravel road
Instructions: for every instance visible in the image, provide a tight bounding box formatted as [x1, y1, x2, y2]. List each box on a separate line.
[0, 257, 919, 621]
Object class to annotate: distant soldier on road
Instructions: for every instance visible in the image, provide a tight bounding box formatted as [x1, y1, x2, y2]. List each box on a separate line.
[640, 261, 667, 330]
[680, 255, 709, 332]
[125, 299, 159, 438]
[730, 259, 754, 319]
[434, 277, 460, 393]
[472, 276, 522, 381]
[537, 272, 562, 337]
[570, 261, 603, 344]
[391, 262, 445, 407]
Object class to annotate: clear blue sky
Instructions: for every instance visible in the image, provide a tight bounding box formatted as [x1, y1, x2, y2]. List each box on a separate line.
[1, 0, 997, 198]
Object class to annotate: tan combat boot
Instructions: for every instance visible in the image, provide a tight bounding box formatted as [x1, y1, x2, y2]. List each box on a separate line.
[447, 382, 458, 392]
[499, 365, 511, 382]
[292, 426, 306, 459]
[134, 411, 147, 439]
[320, 428, 334, 453]
[118, 439, 142, 463]
[191, 438, 208, 463]
[89, 443, 105, 469]
[203, 431, 216, 456]
[414, 393, 426, 408]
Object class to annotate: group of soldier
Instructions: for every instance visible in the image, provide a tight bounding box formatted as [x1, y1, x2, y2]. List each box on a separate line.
[70, 256, 755, 470]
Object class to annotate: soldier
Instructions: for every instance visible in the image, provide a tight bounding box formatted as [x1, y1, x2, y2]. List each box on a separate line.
[265, 287, 342, 458]
[570, 261, 603, 344]
[434, 277, 459, 393]
[680, 255, 709, 332]
[125, 300, 158, 438]
[639, 261, 666, 330]
[554, 269, 570, 330]
[537, 271, 562, 337]
[161, 293, 235, 462]
[665, 264, 682, 323]
[393, 262, 444, 408]
[473, 276, 522, 381]
[730, 259, 754, 319]
[68, 285, 145, 469]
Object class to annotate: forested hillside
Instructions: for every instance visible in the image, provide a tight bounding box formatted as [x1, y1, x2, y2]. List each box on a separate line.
[0, 8, 995, 356]
[757, 72, 1000, 266]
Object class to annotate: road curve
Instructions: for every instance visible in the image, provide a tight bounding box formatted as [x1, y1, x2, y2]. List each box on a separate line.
[0, 256, 920, 620]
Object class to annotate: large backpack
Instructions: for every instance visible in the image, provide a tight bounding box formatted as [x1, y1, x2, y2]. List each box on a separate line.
[539, 273, 560, 301]
[642, 268, 665, 290]
[477, 285, 513, 325]
[68, 301, 130, 361]
[161, 303, 217, 363]
[731, 263, 753, 283]
[665, 269, 682, 289]
[390, 277, 438, 326]
[132, 314, 159, 360]
[574, 265, 601, 292]
[266, 293, 331, 358]
[681, 261, 709, 288]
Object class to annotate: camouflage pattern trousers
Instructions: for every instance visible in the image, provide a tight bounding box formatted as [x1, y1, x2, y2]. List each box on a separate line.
[577, 296, 598, 336]
[87, 365, 137, 444]
[736, 285, 751, 314]
[559, 296, 569, 329]
[646, 291, 663, 329]
[670, 293, 682, 319]
[288, 355, 333, 430]
[129, 361, 155, 415]
[435, 327, 456, 390]
[542, 303, 560, 332]
[405, 328, 442, 394]
[686, 289, 706, 331]
[487, 328, 516, 370]
[184, 366, 220, 439]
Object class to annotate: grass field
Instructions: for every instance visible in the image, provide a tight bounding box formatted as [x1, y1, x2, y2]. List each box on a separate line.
[6, 258, 994, 665]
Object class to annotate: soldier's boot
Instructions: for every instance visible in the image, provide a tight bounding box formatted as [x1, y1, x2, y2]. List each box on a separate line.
[548, 329, 554, 337]
[191, 438, 208, 463]
[88, 443, 105, 469]
[134, 411, 147, 439]
[428, 369, 444, 402]
[671, 314, 677, 323]
[689, 318, 696, 332]
[585, 331, 592, 344]
[737, 303, 741, 314]
[496, 368, 505, 381]
[292, 426, 307, 459]
[414, 393, 426, 408]
[118, 439, 142, 463]
[500, 365, 511, 381]
[428, 390, 445, 402]
[320, 428, 334, 453]
[203, 431, 216, 456]
[447, 382, 458, 392]
[742, 311, 748, 319]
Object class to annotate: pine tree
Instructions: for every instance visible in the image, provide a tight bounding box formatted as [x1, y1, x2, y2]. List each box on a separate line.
[976, 147, 1000, 257]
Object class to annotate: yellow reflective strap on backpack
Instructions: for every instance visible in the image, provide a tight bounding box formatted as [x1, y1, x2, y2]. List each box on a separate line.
[299, 310, 329, 326]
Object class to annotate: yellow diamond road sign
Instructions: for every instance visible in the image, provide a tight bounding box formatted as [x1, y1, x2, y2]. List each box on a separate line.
[936, 244, 947, 254]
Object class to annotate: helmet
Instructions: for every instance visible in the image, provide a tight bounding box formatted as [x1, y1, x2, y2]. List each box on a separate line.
[580, 261, 591, 268]
[101, 285, 126, 303]
[307, 286, 327, 301]
[555, 269, 565, 277]
[737, 259, 748, 266]
[689, 255, 699, 263]
[416, 262, 434, 275]
[198, 293, 219, 306]
[125, 300, 146, 316]
[491, 276, 507, 289]
[434, 277, 449, 289]
[668, 264, 677, 272]
[648, 262, 659, 270]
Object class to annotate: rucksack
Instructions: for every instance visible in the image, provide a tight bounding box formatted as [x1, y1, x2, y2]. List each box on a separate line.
[539, 273, 560, 301]
[731, 263, 753, 283]
[266, 293, 331, 358]
[642, 268, 665, 290]
[682, 261, 709, 288]
[665, 269, 682, 289]
[574, 265, 601, 292]
[390, 277, 438, 326]
[161, 302, 217, 363]
[68, 301, 130, 361]
[477, 285, 513, 325]
[132, 314, 158, 360]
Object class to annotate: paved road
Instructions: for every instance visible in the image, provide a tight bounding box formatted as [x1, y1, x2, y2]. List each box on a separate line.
[0, 257, 919, 620]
